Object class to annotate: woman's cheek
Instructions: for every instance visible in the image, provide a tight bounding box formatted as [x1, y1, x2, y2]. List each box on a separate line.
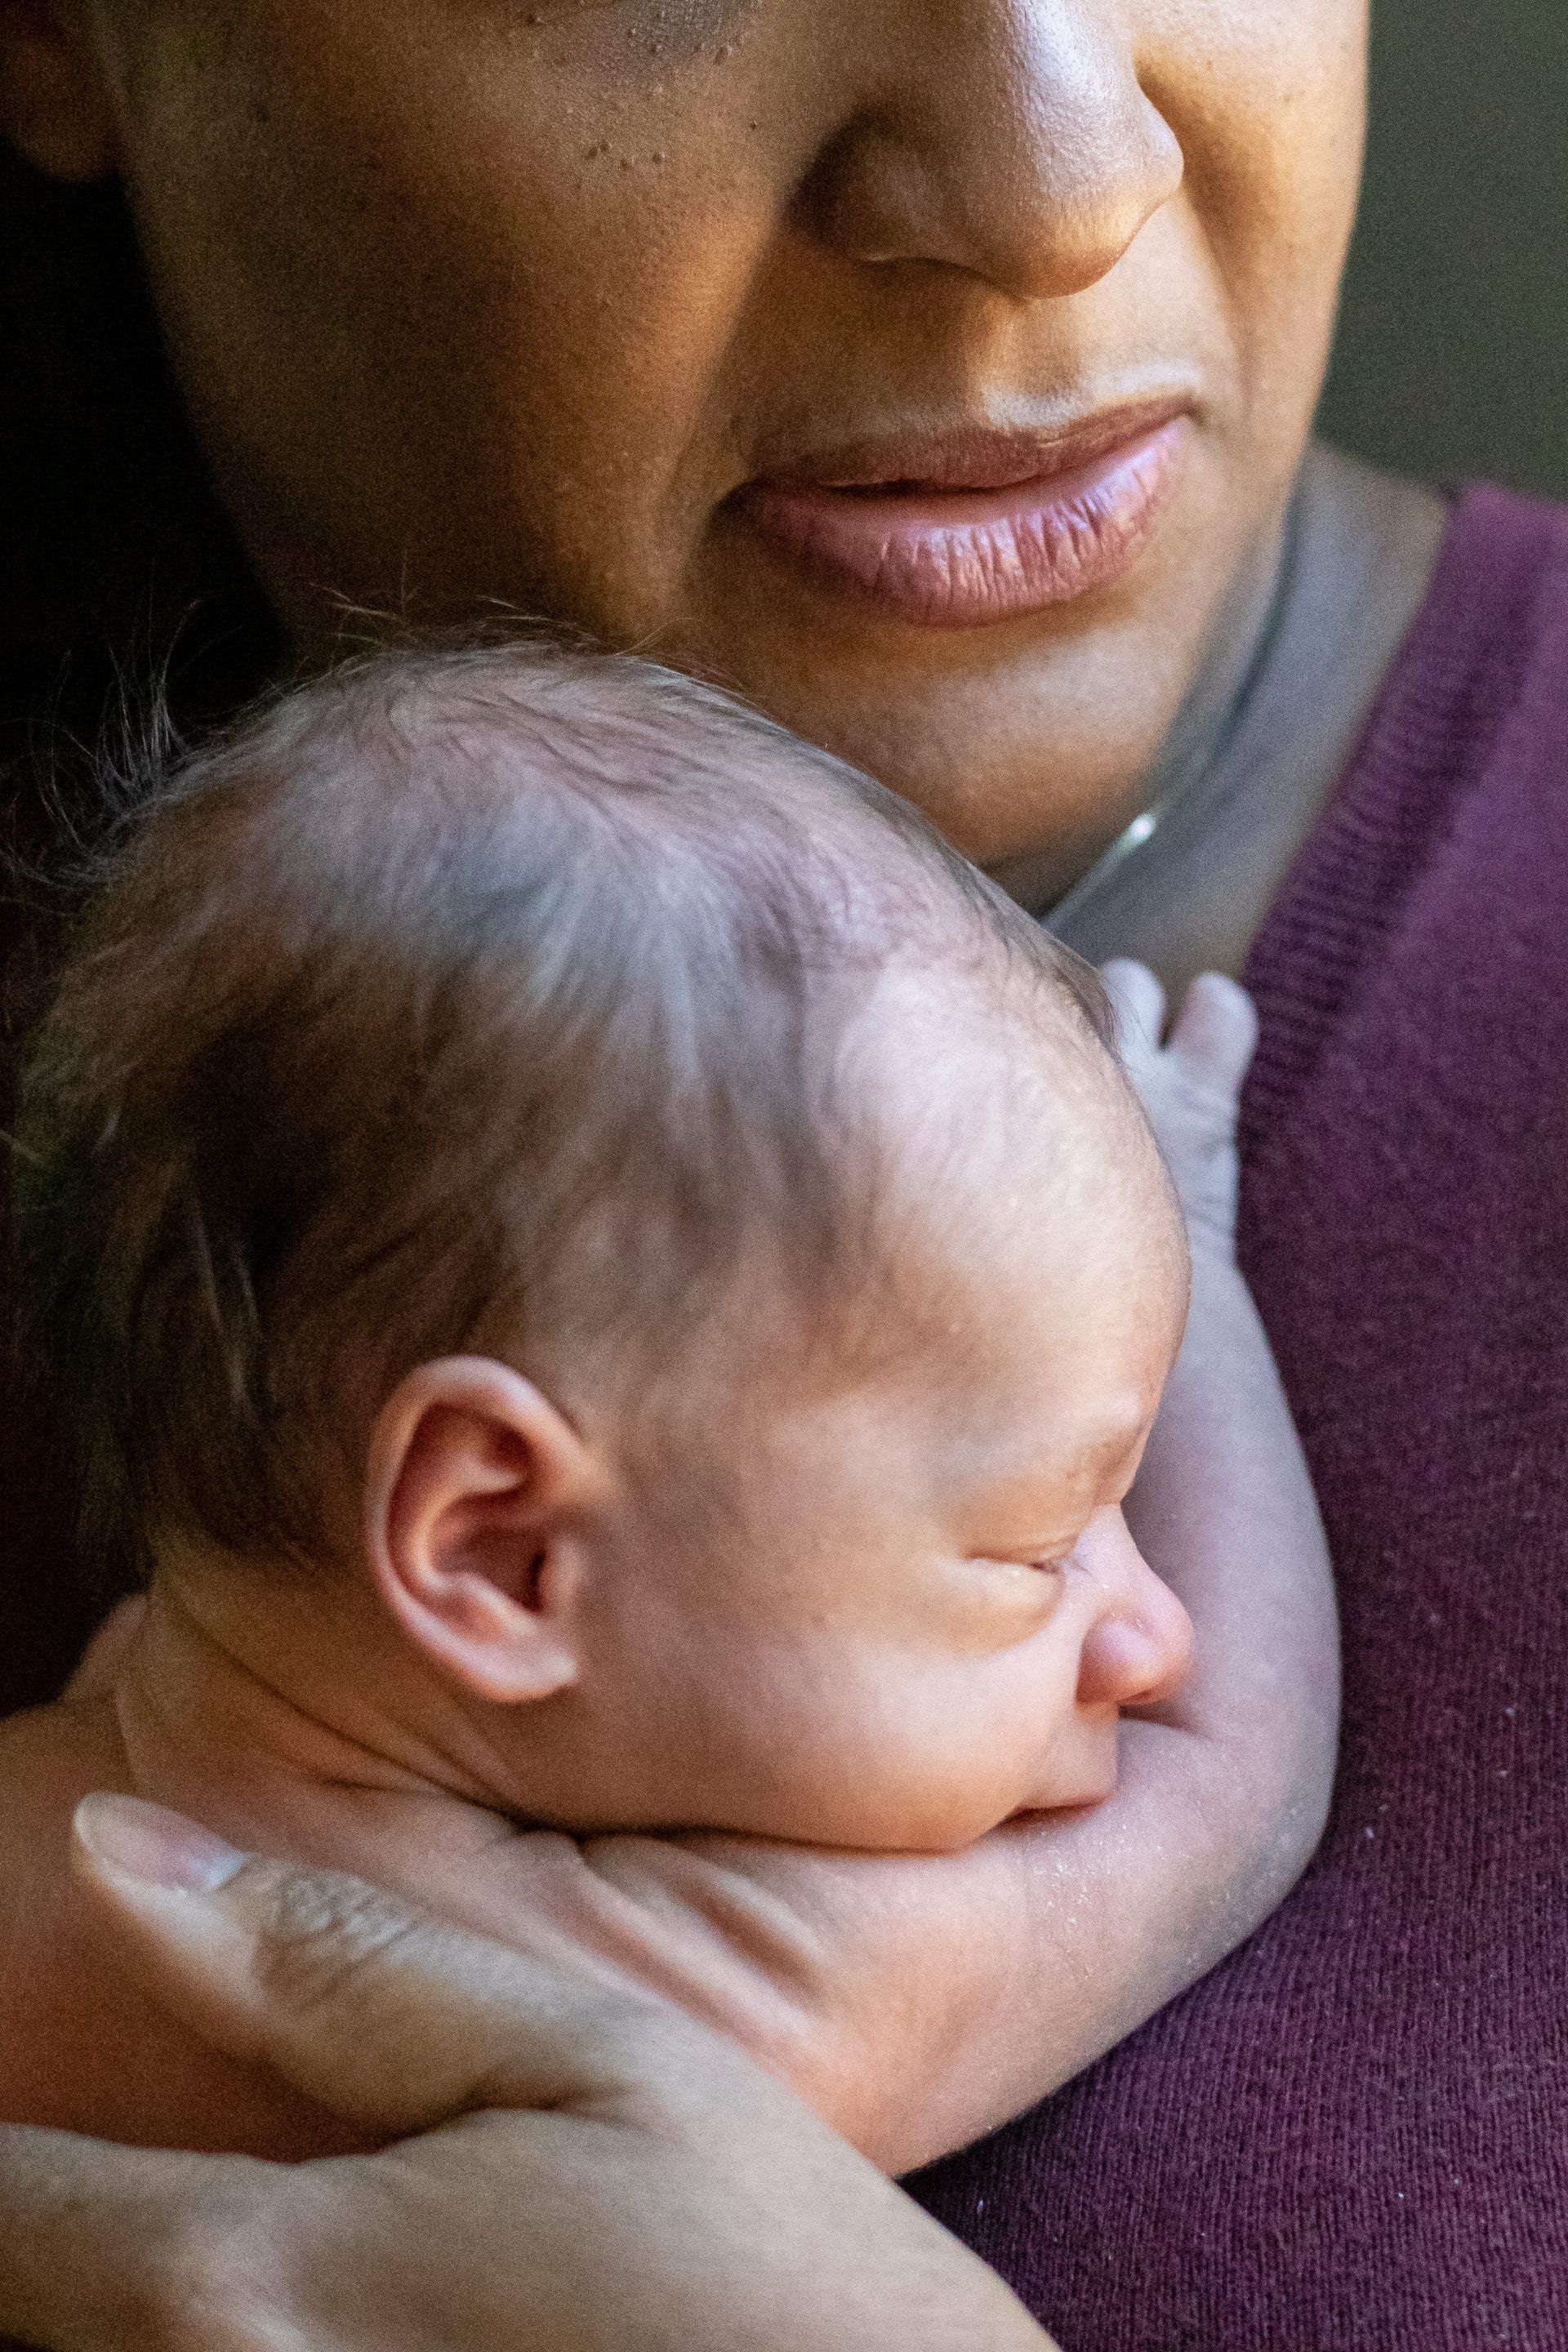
[109, 0, 785, 637]
[1141, 0, 1367, 434]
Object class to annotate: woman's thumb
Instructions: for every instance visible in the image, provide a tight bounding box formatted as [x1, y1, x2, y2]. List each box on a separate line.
[71, 1793, 671, 2136]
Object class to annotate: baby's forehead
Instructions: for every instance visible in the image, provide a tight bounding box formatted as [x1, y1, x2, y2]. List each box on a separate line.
[844, 952, 1146, 1192]
[831, 960, 1180, 1342]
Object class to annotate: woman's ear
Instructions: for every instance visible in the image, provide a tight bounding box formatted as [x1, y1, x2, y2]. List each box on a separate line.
[1, 0, 122, 180]
[365, 1357, 609, 1708]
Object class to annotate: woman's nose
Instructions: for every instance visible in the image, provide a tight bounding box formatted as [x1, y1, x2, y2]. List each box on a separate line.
[801, 0, 1183, 304]
[1075, 1525, 1194, 1710]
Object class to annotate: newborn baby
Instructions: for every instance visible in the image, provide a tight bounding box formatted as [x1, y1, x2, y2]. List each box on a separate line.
[0, 643, 1335, 2170]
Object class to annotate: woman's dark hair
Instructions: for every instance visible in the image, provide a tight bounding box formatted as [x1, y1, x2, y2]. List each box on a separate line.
[0, 150, 277, 794]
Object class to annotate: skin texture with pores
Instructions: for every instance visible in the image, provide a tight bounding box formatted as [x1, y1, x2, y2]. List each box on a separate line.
[15, 0, 1366, 894]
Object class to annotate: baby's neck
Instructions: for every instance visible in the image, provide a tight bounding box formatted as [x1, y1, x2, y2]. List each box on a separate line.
[105, 1574, 541, 1901]
[0, 1571, 649, 2158]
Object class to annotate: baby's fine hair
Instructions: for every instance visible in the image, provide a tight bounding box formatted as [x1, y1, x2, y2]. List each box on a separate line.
[16, 639, 1109, 1575]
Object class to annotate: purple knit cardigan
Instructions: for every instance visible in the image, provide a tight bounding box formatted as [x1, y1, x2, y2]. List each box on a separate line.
[915, 483, 1568, 2348]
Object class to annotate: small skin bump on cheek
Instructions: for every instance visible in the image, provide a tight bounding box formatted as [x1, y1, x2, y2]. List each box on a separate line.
[503, 0, 766, 82]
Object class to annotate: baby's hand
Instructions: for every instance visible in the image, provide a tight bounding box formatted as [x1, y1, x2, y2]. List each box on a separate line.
[1101, 960, 1257, 1258]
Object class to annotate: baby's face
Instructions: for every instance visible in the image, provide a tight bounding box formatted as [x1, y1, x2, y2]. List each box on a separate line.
[575, 973, 1194, 1854]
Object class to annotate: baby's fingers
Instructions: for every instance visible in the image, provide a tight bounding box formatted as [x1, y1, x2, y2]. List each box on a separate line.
[1166, 973, 1258, 1097]
[1100, 959, 1167, 1069]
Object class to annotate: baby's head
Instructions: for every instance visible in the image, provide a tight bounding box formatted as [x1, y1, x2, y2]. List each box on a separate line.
[20, 642, 1192, 1853]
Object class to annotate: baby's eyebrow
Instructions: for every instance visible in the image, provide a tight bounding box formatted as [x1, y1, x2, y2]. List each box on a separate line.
[1045, 1388, 1156, 1465]
[969, 1410, 1152, 1516]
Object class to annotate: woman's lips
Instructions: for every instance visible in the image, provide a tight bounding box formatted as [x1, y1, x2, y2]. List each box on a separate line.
[733, 412, 1188, 629]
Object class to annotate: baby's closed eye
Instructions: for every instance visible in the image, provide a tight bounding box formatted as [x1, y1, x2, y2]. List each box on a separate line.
[956, 1551, 1074, 1628]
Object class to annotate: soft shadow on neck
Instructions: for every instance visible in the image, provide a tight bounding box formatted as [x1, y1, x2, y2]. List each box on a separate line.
[105, 1575, 529, 1873]
[1007, 444, 1450, 996]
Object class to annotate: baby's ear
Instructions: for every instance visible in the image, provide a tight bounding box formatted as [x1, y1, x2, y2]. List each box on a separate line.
[0, 0, 122, 182]
[364, 1357, 608, 1706]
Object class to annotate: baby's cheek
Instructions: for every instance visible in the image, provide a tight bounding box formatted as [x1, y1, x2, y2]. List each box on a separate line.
[758, 1687, 1000, 1850]
[1025, 1713, 1122, 1813]
[862, 1674, 1052, 1849]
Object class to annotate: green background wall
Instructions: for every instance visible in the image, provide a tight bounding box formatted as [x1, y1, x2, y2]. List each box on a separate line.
[1319, 0, 1566, 497]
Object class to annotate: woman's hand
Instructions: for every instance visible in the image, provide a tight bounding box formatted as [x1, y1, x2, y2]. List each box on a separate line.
[0, 1794, 1055, 2352]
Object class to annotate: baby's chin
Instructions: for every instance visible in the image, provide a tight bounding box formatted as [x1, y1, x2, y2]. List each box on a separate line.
[784, 1763, 1124, 1855]
[559, 1722, 1126, 1853]
[1000, 1735, 1124, 1829]
[840, 1782, 1121, 1854]
[1003, 1772, 1119, 1828]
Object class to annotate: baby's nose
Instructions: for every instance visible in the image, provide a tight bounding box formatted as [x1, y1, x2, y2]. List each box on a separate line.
[1075, 1530, 1193, 1711]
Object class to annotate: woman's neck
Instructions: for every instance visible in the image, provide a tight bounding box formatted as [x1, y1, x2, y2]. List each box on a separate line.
[1000, 444, 1450, 997]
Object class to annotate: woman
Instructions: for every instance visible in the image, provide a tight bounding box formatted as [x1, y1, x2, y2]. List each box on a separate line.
[2, 0, 1566, 2341]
